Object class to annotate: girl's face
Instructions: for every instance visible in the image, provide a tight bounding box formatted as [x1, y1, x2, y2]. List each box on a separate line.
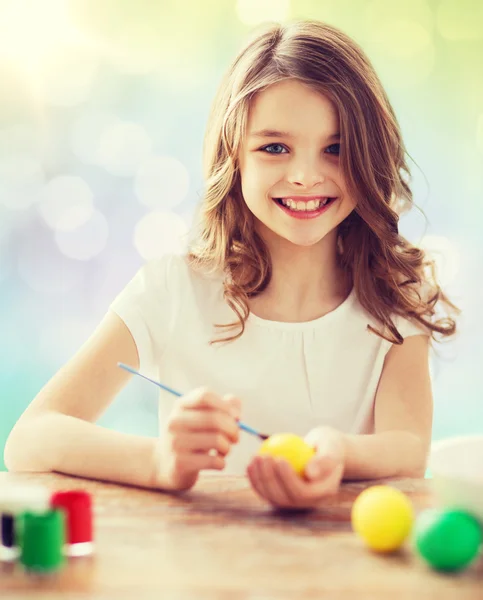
[238, 79, 356, 249]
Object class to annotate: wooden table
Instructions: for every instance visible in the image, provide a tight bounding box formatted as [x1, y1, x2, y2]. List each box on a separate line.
[0, 473, 481, 599]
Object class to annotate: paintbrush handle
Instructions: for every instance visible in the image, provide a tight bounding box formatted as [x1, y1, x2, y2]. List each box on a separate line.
[118, 363, 267, 441]
[118, 363, 182, 397]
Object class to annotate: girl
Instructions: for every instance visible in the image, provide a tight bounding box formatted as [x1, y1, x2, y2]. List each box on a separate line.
[4, 20, 459, 510]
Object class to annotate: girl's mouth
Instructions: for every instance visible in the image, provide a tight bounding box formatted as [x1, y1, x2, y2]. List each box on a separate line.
[273, 197, 337, 219]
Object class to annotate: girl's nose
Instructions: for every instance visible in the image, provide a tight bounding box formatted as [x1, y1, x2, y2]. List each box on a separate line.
[287, 159, 327, 188]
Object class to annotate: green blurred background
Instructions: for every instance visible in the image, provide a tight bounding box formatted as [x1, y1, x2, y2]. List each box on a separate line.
[1, 0, 482, 470]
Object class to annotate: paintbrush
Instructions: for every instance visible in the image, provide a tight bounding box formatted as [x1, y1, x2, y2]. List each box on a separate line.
[117, 362, 269, 441]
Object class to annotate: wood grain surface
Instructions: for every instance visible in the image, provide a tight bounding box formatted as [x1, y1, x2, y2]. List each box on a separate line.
[0, 472, 481, 599]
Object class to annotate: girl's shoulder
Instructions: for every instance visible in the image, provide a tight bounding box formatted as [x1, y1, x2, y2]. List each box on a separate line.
[143, 252, 224, 297]
[393, 312, 432, 339]
[141, 252, 222, 282]
[351, 285, 432, 340]
[110, 253, 226, 329]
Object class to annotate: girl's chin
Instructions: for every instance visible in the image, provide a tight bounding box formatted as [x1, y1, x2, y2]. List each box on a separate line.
[260, 228, 334, 249]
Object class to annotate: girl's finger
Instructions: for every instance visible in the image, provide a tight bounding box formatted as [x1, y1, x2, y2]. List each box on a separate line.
[272, 459, 304, 506]
[222, 393, 242, 420]
[172, 451, 225, 473]
[276, 460, 338, 507]
[169, 409, 239, 443]
[307, 462, 344, 497]
[171, 432, 231, 456]
[258, 456, 292, 507]
[297, 462, 344, 504]
[304, 454, 339, 481]
[180, 388, 231, 414]
[247, 459, 269, 500]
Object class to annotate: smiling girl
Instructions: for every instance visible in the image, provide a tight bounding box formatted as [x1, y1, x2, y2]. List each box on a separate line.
[5, 20, 459, 509]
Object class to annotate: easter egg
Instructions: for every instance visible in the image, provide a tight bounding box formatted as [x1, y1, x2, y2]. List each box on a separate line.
[258, 433, 315, 475]
[414, 509, 482, 572]
[351, 485, 414, 552]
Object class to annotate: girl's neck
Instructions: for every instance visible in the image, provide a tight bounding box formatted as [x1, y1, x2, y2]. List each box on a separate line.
[249, 231, 351, 323]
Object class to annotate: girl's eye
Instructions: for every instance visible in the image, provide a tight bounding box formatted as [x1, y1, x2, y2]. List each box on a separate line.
[259, 143, 288, 154]
[327, 144, 340, 154]
[326, 143, 340, 155]
[259, 143, 340, 155]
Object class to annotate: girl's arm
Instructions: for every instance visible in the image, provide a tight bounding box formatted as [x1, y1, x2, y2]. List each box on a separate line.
[5, 312, 240, 491]
[3, 311, 160, 488]
[246, 334, 433, 509]
[341, 333, 433, 480]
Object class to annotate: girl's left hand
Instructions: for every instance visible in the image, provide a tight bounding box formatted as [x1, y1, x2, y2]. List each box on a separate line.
[247, 426, 346, 510]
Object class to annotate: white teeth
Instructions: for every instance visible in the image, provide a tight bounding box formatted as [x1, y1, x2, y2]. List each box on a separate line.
[279, 197, 332, 211]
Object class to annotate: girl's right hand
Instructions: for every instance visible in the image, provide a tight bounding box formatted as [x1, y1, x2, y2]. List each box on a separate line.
[151, 387, 242, 492]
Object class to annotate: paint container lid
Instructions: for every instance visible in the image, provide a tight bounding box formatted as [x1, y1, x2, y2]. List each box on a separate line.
[51, 490, 93, 545]
[0, 484, 50, 515]
[20, 509, 65, 572]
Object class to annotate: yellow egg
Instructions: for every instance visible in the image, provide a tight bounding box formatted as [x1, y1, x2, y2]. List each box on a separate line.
[351, 485, 414, 552]
[258, 433, 316, 475]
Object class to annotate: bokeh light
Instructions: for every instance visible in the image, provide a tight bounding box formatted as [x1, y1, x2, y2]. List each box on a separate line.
[0, 124, 47, 159]
[38, 175, 94, 231]
[17, 220, 84, 294]
[70, 111, 118, 166]
[55, 209, 109, 261]
[97, 121, 153, 177]
[134, 156, 190, 210]
[133, 211, 189, 260]
[0, 154, 45, 210]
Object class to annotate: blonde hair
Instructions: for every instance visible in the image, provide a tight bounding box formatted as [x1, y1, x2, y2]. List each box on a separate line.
[187, 19, 460, 345]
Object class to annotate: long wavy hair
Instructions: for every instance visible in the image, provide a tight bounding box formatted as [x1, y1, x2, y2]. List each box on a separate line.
[187, 19, 460, 345]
